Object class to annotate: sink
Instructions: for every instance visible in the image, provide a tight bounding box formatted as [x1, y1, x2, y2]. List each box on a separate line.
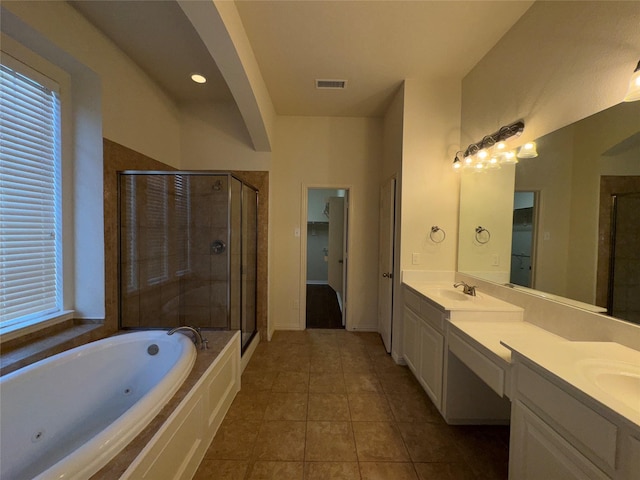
[578, 359, 640, 412]
[437, 289, 471, 302]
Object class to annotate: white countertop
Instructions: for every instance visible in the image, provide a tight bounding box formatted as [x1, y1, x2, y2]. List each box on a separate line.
[503, 339, 640, 428]
[449, 320, 565, 365]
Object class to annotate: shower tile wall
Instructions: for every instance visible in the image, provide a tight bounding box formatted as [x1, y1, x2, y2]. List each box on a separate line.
[120, 174, 231, 330]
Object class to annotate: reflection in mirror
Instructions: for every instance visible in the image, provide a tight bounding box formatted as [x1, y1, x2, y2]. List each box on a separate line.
[458, 101, 640, 324]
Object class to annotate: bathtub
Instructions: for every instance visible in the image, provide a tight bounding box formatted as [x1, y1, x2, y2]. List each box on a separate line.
[0, 330, 196, 480]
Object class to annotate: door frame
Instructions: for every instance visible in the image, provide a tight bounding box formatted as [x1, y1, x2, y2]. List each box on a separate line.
[512, 190, 540, 289]
[300, 184, 352, 330]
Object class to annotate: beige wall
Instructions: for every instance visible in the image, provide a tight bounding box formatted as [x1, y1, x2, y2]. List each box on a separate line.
[458, 166, 516, 283]
[401, 79, 461, 273]
[2, 0, 182, 168]
[459, 1, 640, 342]
[461, 1, 640, 149]
[179, 101, 271, 171]
[461, 1, 640, 292]
[270, 116, 383, 334]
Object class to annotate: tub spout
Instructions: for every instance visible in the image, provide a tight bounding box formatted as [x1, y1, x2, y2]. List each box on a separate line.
[167, 326, 209, 350]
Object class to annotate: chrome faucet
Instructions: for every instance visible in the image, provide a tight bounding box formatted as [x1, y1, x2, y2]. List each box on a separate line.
[454, 281, 477, 296]
[167, 326, 209, 350]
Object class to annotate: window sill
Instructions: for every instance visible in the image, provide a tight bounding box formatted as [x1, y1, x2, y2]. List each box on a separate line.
[0, 320, 107, 377]
[0, 310, 76, 344]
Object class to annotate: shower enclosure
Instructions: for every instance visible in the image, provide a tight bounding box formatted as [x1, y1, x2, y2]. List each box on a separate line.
[118, 172, 258, 352]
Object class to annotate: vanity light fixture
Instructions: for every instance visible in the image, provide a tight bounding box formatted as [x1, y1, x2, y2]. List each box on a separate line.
[453, 120, 524, 171]
[190, 73, 207, 84]
[623, 59, 640, 102]
[517, 141, 538, 158]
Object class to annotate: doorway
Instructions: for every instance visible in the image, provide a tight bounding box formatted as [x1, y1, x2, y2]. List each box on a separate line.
[510, 191, 538, 288]
[304, 188, 348, 329]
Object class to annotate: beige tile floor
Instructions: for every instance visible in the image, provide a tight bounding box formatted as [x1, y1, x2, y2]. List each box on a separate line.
[194, 330, 509, 480]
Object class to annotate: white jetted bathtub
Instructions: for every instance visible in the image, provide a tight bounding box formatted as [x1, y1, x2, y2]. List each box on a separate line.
[0, 330, 196, 480]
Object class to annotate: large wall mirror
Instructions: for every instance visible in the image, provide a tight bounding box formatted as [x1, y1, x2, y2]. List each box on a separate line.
[458, 100, 640, 325]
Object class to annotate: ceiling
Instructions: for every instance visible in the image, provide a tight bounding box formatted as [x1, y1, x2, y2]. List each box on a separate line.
[70, 0, 534, 117]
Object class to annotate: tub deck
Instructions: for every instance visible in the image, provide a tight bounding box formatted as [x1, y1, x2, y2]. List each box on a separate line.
[90, 330, 238, 479]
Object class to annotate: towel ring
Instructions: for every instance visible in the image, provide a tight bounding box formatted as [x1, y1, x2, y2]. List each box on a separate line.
[475, 226, 491, 244]
[430, 226, 446, 243]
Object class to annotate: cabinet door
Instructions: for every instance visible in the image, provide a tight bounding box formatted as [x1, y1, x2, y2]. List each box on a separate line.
[418, 319, 444, 409]
[510, 401, 610, 480]
[403, 307, 419, 373]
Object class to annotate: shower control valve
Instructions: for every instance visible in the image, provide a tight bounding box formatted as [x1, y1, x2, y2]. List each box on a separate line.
[210, 240, 226, 255]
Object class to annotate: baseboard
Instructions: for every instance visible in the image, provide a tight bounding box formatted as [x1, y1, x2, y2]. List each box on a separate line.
[306, 280, 328, 285]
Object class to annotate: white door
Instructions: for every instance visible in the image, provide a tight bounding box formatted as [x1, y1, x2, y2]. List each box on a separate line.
[378, 178, 395, 352]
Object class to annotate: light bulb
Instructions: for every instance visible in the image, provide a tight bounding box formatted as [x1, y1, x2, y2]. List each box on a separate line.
[477, 148, 489, 160]
[495, 141, 507, 151]
[501, 151, 518, 164]
[624, 61, 640, 102]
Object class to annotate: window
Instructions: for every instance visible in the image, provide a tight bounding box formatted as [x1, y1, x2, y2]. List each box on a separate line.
[0, 55, 63, 334]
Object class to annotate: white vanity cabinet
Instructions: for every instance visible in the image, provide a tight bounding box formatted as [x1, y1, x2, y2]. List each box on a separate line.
[509, 355, 640, 480]
[403, 286, 445, 410]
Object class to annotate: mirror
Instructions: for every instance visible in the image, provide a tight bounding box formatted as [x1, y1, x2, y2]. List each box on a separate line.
[458, 100, 640, 324]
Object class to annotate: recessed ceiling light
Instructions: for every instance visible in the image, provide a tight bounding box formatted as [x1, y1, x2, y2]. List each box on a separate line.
[191, 73, 207, 84]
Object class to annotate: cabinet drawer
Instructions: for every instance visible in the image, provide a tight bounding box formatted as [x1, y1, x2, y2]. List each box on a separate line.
[404, 287, 421, 313]
[420, 299, 445, 332]
[448, 330, 505, 396]
[517, 363, 617, 471]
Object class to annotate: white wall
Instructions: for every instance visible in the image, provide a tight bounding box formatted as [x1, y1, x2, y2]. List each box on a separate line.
[270, 116, 382, 333]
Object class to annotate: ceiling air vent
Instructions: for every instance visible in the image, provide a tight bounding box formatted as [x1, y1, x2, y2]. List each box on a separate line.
[316, 79, 347, 89]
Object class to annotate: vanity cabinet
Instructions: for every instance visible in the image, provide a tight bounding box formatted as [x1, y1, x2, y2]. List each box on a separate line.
[403, 287, 445, 410]
[510, 357, 640, 480]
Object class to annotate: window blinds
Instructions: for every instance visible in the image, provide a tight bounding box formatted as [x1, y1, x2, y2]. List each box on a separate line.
[0, 61, 62, 330]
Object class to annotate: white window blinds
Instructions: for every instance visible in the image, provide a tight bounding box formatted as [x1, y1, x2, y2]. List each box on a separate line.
[0, 59, 62, 331]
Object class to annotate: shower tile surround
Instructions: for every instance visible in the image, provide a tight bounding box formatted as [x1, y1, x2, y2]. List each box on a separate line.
[0, 139, 269, 374]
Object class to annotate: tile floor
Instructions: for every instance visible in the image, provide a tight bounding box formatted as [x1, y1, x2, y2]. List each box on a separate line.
[194, 329, 509, 480]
